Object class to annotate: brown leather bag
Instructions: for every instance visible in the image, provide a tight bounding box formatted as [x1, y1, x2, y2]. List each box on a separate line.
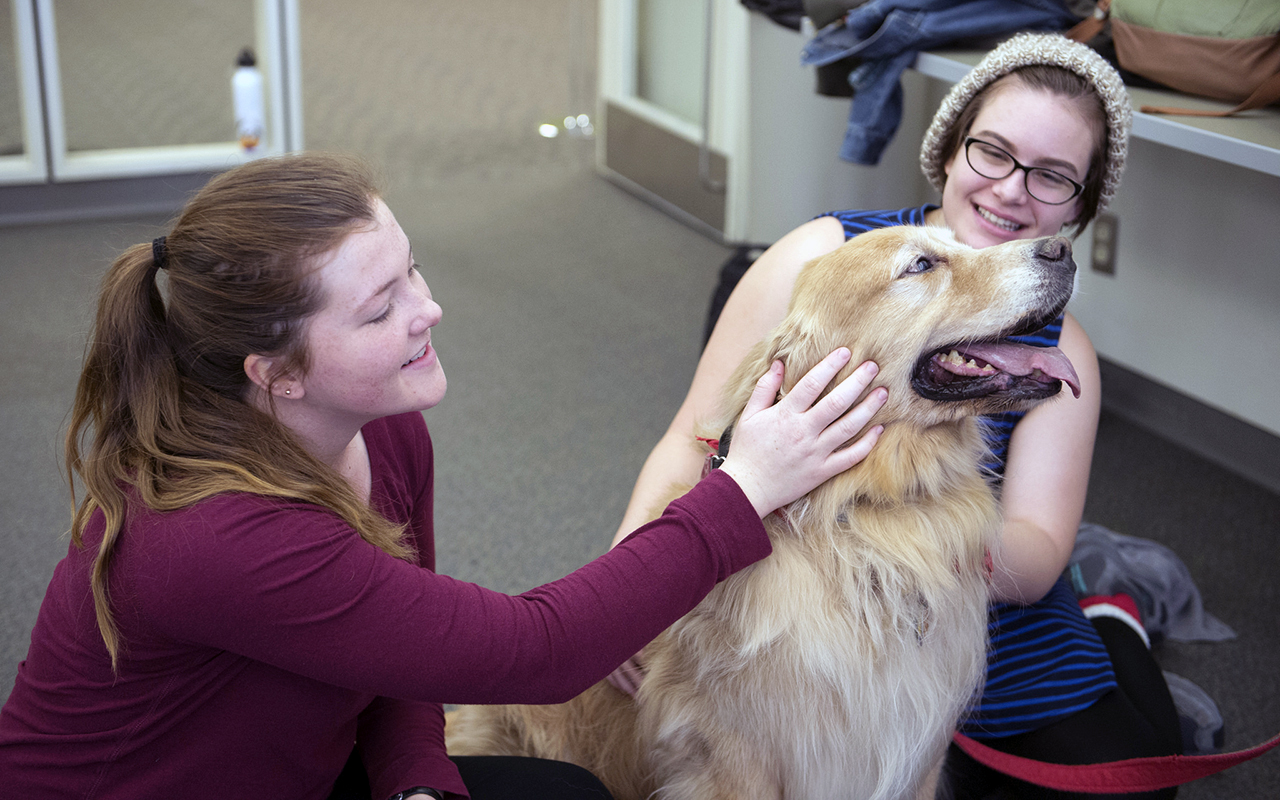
[1068, 0, 1280, 116]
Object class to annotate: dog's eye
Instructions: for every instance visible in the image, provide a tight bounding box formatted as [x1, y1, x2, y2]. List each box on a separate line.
[905, 256, 934, 275]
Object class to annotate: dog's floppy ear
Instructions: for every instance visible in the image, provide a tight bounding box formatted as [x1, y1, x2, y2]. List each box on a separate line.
[707, 244, 875, 440]
[770, 316, 841, 398]
[710, 336, 775, 437]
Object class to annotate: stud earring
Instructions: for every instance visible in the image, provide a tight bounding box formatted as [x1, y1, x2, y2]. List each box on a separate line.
[285, 388, 291, 396]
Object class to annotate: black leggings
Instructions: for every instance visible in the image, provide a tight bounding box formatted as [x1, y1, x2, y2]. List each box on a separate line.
[329, 752, 613, 800]
[942, 617, 1183, 800]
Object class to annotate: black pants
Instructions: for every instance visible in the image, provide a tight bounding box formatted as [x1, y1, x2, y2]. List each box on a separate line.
[329, 752, 612, 800]
[942, 618, 1183, 800]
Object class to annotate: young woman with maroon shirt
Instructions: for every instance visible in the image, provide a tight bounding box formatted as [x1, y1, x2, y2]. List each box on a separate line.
[0, 153, 888, 800]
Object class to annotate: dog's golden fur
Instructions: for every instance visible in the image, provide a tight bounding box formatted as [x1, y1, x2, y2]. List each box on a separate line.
[446, 225, 1078, 800]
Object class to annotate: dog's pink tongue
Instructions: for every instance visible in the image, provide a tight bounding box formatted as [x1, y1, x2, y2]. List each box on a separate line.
[960, 342, 1081, 398]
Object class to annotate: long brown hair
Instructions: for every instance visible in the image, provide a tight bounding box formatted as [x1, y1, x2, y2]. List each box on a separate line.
[939, 65, 1108, 237]
[66, 153, 414, 668]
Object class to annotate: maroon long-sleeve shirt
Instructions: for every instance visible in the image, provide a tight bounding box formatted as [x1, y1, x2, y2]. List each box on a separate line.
[0, 412, 769, 799]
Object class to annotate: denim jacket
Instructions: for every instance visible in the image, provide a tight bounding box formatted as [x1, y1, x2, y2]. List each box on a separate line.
[799, 0, 1079, 164]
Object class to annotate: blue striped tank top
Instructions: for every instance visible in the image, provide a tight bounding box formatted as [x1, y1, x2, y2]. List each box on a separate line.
[819, 206, 1116, 738]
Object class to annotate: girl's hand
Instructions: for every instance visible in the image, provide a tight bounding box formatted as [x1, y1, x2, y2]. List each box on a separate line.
[718, 349, 886, 518]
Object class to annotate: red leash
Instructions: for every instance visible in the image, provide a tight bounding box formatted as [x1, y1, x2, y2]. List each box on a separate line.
[953, 730, 1280, 793]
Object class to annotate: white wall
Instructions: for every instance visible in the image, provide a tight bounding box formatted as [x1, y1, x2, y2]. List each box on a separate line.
[1072, 141, 1280, 438]
[737, 15, 930, 244]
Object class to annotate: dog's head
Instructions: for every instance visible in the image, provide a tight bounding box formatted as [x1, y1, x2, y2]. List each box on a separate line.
[716, 225, 1079, 501]
[762, 225, 1077, 421]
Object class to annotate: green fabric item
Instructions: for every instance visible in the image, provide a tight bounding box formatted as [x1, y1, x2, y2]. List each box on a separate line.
[1112, 0, 1280, 38]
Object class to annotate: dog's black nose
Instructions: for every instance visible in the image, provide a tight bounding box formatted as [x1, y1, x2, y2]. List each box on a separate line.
[1033, 236, 1076, 277]
[1034, 236, 1071, 263]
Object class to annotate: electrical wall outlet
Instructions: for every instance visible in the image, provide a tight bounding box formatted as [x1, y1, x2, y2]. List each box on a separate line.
[1091, 213, 1118, 276]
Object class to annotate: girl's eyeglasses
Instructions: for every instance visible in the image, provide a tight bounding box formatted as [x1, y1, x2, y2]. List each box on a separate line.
[964, 137, 1085, 205]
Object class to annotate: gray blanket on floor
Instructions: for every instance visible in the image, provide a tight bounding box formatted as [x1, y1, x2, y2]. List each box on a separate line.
[1068, 523, 1236, 643]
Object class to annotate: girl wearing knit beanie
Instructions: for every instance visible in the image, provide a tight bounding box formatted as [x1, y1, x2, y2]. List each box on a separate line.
[616, 33, 1180, 800]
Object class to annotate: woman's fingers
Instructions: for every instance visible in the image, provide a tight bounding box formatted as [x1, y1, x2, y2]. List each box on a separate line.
[805, 360, 887, 476]
[740, 359, 787, 419]
[815, 360, 881, 420]
[719, 350, 886, 517]
[775, 354, 887, 452]
[818, 362, 887, 444]
[778, 347, 853, 412]
[825, 403, 886, 473]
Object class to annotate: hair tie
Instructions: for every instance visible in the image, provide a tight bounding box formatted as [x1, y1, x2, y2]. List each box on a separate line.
[151, 236, 168, 270]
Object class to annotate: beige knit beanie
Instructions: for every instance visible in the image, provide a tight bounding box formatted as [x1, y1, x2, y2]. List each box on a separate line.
[919, 33, 1133, 213]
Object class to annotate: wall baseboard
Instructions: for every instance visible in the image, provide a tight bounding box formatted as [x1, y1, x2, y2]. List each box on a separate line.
[596, 164, 726, 245]
[0, 172, 215, 227]
[1099, 358, 1280, 496]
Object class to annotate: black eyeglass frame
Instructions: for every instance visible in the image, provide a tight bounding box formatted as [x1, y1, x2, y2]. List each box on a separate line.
[962, 137, 1085, 206]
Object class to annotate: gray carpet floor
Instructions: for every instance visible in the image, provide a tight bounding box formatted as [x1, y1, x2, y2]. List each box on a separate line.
[1, 1, 1276, 796]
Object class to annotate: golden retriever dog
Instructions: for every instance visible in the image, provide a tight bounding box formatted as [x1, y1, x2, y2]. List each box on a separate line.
[446, 225, 1081, 800]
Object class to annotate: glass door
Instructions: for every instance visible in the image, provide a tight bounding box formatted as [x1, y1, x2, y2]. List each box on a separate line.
[34, 0, 302, 182]
[0, 0, 48, 184]
[597, 0, 747, 238]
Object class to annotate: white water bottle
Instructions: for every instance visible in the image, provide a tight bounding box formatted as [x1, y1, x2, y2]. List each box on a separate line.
[233, 47, 265, 151]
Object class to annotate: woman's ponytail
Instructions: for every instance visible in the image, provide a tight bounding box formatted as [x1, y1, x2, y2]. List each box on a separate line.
[67, 242, 183, 665]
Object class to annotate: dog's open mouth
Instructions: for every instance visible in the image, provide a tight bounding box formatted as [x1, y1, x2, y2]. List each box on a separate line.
[912, 339, 1080, 402]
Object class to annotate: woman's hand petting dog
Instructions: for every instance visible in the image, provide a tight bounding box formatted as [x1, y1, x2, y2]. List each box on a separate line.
[719, 349, 886, 518]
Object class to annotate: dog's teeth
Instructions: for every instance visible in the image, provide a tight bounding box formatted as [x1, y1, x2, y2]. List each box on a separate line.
[939, 349, 999, 376]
